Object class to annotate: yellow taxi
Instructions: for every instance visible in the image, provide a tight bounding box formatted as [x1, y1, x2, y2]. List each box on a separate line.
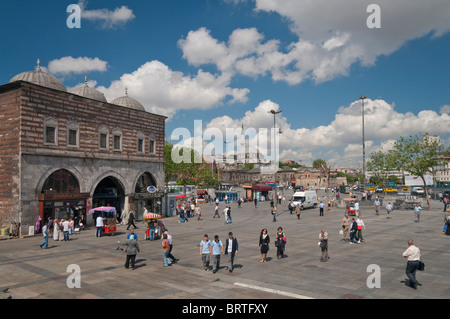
[366, 187, 375, 192]
[385, 188, 398, 193]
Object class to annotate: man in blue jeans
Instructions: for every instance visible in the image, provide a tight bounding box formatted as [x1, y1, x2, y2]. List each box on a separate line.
[210, 235, 223, 273]
[349, 218, 360, 244]
[40, 222, 48, 249]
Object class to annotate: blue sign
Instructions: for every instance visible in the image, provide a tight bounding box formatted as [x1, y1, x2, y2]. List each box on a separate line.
[147, 186, 157, 193]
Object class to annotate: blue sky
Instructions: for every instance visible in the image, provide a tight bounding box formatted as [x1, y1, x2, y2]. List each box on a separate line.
[1, 0, 450, 167]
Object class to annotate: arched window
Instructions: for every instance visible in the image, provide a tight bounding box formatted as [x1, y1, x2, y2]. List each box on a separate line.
[135, 172, 157, 193]
[41, 169, 80, 194]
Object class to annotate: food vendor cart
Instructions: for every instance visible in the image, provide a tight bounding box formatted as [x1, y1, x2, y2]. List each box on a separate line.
[143, 212, 165, 240]
[343, 198, 357, 216]
[88, 206, 117, 235]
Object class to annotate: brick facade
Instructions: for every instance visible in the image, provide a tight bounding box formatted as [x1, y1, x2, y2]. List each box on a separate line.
[0, 81, 166, 235]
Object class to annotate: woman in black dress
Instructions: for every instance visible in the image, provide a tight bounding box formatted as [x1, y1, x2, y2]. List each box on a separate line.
[259, 228, 270, 263]
[275, 227, 286, 259]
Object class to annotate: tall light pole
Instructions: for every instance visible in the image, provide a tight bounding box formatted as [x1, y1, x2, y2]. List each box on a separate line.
[359, 96, 367, 191]
[268, 109, 282, 207]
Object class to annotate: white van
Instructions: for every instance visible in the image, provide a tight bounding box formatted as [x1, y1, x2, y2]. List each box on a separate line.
[291, 191, 318, 209]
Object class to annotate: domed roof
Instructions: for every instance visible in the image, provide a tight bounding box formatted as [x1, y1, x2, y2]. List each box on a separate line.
[10, 59, 67, 92]
[110, 88, 145, 111]
[70, 77, 107, 102]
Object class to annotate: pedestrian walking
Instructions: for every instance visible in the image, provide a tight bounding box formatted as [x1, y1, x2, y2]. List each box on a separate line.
[259, 228, 270, 263]
[414, 203, 422, 223]
[200, 234, 211, 271]
[96, 215, 104, 237]
[319, 202, 324, 216]
[402, 239, 422, 289]
[356, 215, 365, 242]
[271, 205, 277, 222]
[162, 233, 172, 267]
[210, 235, 223, 273]
[340, 212, 351, 241]
[254, 197, 258, 208]
[40, 222, 49, 249]
[374, 198, 381, 215]
[195, 205, 202, 220]
[386, 202, 393, 219]
[349, 218, 360, 244]
[62, 219, 70, 241]
[227, 206, 232, 224]
[288, 200, 294, 214]
[127, 211, 138, 230]
[319, 229, 329, 262]
[275, 227, 286, 259]
[53, 219, 60, 241]
[295, 204, 301, 220]
[223, 206, 229, 224]
[164, 230, 177, 263]
[117, 234, 140, 270]
[224, 232, 238, 273]
[47, 217, 53, 237]
[213, 204, 220, 218]
[354, 200, 360, 217]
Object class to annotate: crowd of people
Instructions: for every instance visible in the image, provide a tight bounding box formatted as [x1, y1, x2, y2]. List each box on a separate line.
[36, 189, 450, 292]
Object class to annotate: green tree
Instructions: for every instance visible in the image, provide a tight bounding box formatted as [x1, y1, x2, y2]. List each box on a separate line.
[367, 148, 397, 194]
[165, 142, 219, 192]
[390, 133, 450, 210]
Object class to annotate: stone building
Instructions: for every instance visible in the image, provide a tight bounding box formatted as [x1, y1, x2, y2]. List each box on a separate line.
[0, 62, 166, 236]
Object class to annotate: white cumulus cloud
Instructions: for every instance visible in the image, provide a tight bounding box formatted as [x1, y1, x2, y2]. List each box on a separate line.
[48, 56, 108, 75]
[78, 1, 135, 29]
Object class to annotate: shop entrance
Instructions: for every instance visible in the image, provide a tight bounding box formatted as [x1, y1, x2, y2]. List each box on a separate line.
[39, 169, 89, 227]
[93, 176, 125, 222]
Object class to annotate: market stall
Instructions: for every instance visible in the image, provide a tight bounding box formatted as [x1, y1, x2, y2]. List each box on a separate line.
[88, 206, 117, 235]
[143, 212, 165, 240]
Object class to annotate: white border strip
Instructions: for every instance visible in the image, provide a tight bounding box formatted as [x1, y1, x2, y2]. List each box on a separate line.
[233, 282, 315, 299]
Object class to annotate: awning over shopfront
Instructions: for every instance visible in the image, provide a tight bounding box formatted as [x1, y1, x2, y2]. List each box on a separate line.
[252, 184, 273, 192]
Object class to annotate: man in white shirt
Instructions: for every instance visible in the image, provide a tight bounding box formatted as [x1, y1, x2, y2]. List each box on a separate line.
[96, 215, 104, 237]
[354, 201, 360, 217]
[386, 202, 393, 219]
[414, 204, 422, 223]
[62, 219, 70, 241]
[223, 206, 229, 224]
[402, 239, 421, 289]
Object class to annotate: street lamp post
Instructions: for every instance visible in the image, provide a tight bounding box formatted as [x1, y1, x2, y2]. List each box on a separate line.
[359, 96, 367, 191]
[268, 109, 282, 207]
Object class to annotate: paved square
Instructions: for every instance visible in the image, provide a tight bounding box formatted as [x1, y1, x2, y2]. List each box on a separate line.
[0, 198, 449, 299]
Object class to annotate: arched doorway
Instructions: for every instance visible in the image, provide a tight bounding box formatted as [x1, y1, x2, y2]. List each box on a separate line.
[39, 169, 89, 227]
[92, 176, 125, 221]
[133, 172, 163, 220]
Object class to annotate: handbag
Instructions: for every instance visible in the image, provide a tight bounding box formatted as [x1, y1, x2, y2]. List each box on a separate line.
[418, 261, 425, 271]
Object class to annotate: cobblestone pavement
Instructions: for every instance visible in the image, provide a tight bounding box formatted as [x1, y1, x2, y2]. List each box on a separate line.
[0, 199, 449, 300]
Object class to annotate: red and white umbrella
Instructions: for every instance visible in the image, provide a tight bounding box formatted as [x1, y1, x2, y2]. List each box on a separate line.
[143, 212, 162, 220]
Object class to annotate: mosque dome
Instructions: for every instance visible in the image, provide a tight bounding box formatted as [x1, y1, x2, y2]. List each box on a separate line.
[70, 77, 107, 102]
[10, 59, 67, 92]
[110, 88, 145, 111]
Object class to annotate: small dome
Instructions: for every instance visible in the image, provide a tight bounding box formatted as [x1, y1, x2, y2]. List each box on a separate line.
[70, 77, 107, 102]
[110, 88, 145, 111]
[10, 59, 67, 92]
